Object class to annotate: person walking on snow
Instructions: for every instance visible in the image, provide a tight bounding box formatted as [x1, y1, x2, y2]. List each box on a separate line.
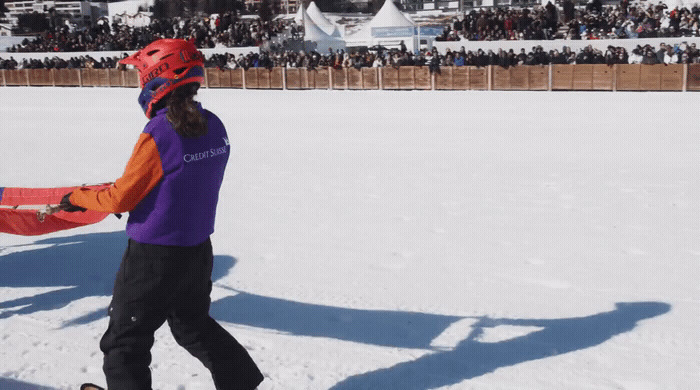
[59, 38, 264, 390]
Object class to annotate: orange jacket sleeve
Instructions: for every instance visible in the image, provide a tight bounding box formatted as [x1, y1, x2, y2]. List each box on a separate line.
[70, 133, 164, 213]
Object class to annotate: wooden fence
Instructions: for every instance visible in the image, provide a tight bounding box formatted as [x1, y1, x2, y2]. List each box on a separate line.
[2, 64, 698, 91]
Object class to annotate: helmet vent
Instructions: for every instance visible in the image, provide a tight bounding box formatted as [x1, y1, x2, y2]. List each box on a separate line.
[147, 50, 160, 56]
[174, 67, 187, 76]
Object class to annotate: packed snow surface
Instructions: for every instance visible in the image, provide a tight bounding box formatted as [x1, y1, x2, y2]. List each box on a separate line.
[0, 87, 698, 390]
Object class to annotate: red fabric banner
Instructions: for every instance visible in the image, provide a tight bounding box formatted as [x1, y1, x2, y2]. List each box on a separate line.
[0, 185, 111, 236]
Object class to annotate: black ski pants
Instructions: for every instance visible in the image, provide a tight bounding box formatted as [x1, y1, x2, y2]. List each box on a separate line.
[100, 238, 264, 390]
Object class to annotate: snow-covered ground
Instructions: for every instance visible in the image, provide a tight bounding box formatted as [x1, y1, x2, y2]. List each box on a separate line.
[0, 87, 698, 390]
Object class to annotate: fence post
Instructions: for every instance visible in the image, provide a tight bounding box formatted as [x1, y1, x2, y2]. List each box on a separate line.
[379, 67, 384, 90]
[328, 67, 333, 90]
[683, 63, 688, 92]
[548, 64, 552, 91]
[1, 69, 5, 87]
[487, 66, 492, 90]
[411, 66, 416, 90]
[464, 66, 469, 90]
[612, 64, 617, 92]
[25, 69, 30, 86]
[242, 68, 246, 89]
[282, 66, 287, 90]
[526, 66, 531, 90]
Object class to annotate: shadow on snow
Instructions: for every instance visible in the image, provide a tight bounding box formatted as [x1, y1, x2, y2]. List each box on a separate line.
[0, 231, 126, 321]
[0, 231, 235, 326]
[210, 292, 462, 350]
[0, 232, 671, 388]
[328, 301, 670, 389]
[0, 377, 56, 390]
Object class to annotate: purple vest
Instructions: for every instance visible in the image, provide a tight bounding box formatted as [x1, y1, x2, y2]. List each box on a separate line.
[126, 105, 229, 246]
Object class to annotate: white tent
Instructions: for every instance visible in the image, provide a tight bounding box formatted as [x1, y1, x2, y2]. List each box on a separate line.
[306, 2, 341, 37]
[346, 0, 416, 49]
[307, 2, 333, 28]
[299, 5, 346, 53]
[367, 0, 414, 29]
[294, 3, 305, 25]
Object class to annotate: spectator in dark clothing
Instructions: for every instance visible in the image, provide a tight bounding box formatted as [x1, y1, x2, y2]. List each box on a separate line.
[587, 0, 603, 15]
[563, 0, 576, 23]
[641, 46, 660, 64]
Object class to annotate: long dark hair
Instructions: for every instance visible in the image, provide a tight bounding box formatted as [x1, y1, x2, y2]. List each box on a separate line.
[164, 83, 207, 138]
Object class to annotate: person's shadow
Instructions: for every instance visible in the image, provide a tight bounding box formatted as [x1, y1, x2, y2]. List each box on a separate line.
[0, 231, 127, 322]
[329, 302, 671, 389]
[0, 377, 55, 390]
[1, 232, 671, 389]
[0, 231, 236, 326]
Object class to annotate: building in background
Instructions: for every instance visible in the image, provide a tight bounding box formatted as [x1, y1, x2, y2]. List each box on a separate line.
[107, 0, 153, 26]
[332, 0, 372, 13]
[112, 9, 150, 26]
[4, 0, 108, 28]
[244, 0, 300, 14]
[278, 0, 301, 14]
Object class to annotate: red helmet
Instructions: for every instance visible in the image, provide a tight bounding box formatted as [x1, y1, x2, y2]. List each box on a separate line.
[120, 39, 205, 118]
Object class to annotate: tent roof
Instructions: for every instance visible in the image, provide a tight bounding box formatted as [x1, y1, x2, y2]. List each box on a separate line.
[294, 3, 305, 25]
[302, 9, 331, 41]
[346, 0, 415, 42]
[298, 5, 346, 50]
[292, 3, 345, 50]
[306, 2, 342, 37]
[368, 0, 415, 28]
[307, 2, 334, 28]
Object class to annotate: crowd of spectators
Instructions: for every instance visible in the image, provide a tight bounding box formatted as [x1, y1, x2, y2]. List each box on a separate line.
[0, 55, 118, 70]
[438, 1, 560, 41]
[436, 0, 700, 42]
[2, 40, 699, 71]
[6, 12, 290, 53]
[219, 41, 700, 70]
[2, 0, 700, 71]
[3, 1, 700, 57]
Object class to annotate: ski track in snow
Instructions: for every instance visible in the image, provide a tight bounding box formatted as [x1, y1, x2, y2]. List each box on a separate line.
[0, 88, 698, 389]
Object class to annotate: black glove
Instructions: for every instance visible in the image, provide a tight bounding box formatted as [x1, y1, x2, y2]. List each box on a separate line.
[59, 192, 87, 212]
